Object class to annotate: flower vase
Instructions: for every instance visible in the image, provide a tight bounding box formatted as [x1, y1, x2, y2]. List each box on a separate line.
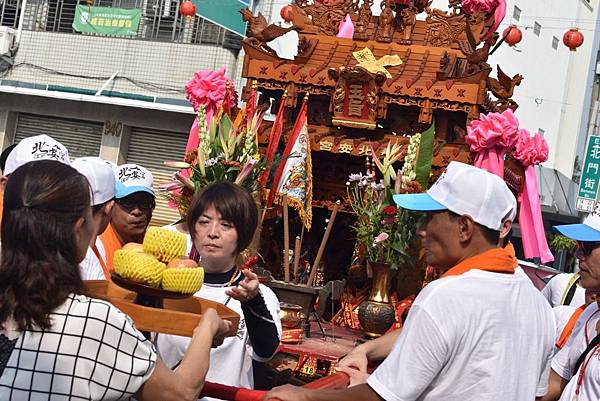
[357, 261, 396, 339]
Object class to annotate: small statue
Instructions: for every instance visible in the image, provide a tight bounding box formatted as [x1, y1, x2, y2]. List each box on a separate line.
[239, 8, 299, 56]
[355, 0, 373, 40]
[486, 65, 524, 112]
[376, 0, 395, 43]
[400, 4, 417, 44]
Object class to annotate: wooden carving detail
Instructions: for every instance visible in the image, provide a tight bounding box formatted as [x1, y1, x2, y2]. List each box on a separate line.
[354, 0, 373, 41]
[425, 8, 465, 47]
[239, 9, 299, 56]
[294, 0, 354, 36]
[486, 65, 523, 112]
[376, 0, 395, 43]
[328, 66, 386, 130]
[399, 5, 418, 44]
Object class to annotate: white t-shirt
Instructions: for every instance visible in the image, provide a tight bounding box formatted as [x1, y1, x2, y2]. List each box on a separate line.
[79, 238, 108, 280]
[541, 273, 586, 307]
[156, 280, 281, 401]
[553, 305, 578, 354]
[0, 294, 156, 400]
[553, 302, 600, 401]
[367, 269, 555, 401]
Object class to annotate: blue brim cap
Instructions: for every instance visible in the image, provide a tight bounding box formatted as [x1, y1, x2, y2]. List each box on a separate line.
[392, 193, 447, 212]
[553, 224, 600, 242]
[115, 182, 155, 199]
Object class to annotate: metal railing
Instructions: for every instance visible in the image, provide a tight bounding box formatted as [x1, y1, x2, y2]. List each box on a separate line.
[0, 0, 242, 49]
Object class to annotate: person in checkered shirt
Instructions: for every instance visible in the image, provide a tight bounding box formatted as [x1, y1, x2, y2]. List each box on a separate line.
[0, 160, 230, 401]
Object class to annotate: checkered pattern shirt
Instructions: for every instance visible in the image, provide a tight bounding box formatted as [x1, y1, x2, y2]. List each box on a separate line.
[0, 294, 156, 400]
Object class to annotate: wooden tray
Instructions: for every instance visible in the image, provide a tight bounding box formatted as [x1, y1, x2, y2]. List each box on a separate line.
[83, 280, 239, 338]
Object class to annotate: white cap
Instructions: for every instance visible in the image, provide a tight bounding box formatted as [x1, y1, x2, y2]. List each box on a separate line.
[114, 163, 154, 199]
[4, 134, 70, 175]
[72, 157, 116, 206]
[393, 161, 517, 231]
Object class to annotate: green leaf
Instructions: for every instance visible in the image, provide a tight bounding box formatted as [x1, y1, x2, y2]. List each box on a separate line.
[415, 120, 435, 190]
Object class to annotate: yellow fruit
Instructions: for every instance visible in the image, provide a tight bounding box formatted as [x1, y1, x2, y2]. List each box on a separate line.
[142, 227, 187, 263]
[114, 250, 166, 288]
[162, 267, 204, 294]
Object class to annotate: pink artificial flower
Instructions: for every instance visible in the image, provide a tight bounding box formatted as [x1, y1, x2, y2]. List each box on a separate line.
[513, 130, 549, 167]
[461, 0, 498, 14]
[466, 109, 520, 152]
[185, 68, 237, 113]
[158, 181, 184, 192]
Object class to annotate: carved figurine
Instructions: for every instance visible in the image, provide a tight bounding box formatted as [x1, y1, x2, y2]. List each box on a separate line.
[486, 65, 523, 112]
[376, 0, 395, 43]
[239, 8, 299, 56]
[354, 0, 373, 40]
[400, 5, 418, 44]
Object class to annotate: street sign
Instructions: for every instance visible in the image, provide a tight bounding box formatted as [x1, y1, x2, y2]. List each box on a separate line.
[576, 135, 600, 212]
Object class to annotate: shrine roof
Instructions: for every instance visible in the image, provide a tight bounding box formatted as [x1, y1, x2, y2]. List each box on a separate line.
[244, 35, 485, 105]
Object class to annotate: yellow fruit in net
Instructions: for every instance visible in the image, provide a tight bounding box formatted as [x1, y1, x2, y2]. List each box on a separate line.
[162, 268, 205, 294]
[142, 227, 187, 263]
[114, 250, 166, 288]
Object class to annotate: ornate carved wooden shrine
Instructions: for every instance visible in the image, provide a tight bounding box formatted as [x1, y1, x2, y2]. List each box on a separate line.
[239, 0, 523, 280]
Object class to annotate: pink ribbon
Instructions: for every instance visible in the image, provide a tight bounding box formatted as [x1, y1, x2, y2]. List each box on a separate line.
[466, 108, 520, 178]
[514, 132, 554, 263]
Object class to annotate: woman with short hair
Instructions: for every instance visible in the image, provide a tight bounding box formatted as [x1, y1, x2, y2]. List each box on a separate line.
[156, 182, 281, 400]
[0, 160, 229, 401]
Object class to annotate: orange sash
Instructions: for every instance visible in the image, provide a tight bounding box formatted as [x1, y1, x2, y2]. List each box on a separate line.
[555, 304, 586, 350]
[99, 224, 123, 272]
[442, 247, 517, 278]
[92, 244, 111, 280]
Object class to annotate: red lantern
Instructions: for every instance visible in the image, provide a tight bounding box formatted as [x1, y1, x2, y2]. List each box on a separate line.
[280, 5, 294, 22]
[563, 28, 584, 52]
[502, 25, 522, 47]
[179, 0, 196, 18]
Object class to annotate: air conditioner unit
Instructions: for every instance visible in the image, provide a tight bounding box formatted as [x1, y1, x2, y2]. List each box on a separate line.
[0, 27, 15, 56]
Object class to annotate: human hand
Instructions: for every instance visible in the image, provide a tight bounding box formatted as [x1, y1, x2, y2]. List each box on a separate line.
[263, 384, 311, 401]
[335, 366, 370, 387]
[195, 308, 231, 347]
[337, 345, 369, 373]
[225, 268, 259, 303]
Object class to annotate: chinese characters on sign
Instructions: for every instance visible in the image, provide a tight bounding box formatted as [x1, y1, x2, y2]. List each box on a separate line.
[576, 136, 600, 212]
[72, 6, 141, 37]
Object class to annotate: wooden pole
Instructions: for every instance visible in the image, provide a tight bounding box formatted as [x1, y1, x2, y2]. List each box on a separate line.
[309, 200, 340, 287]
[293, 235, 301, 284]
[283, 195, 290, 283]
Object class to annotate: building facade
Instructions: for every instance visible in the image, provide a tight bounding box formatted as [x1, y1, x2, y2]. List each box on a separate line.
[0, 0, 277, 225]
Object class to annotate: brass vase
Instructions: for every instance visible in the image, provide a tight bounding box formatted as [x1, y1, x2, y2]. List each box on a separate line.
[357, 261, 396, 339]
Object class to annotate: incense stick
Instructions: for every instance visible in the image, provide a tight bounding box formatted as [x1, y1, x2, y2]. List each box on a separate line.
[309, 200, 340, 287]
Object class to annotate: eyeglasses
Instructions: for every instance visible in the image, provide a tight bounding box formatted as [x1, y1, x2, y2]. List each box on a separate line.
[115, 198, 155, 212]
[576, 241, 600, 257]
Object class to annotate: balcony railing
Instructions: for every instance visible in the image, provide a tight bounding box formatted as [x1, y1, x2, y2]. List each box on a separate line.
[0, 0, 242, 50]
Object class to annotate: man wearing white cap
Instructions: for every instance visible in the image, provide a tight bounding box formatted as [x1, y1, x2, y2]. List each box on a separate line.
[100, 163, 155, 271]
[541, 214, 600, 401]
[72, 157, 115, 280]
[266, 161, 555, 401]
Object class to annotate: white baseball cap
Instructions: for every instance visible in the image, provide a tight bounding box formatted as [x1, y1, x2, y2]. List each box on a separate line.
[554, 212, 600, 242]
[114, 163, 154, 199]
[4, 134, 70, 175]
[393, 161, 517, 231]
[72, 157, 116, 206]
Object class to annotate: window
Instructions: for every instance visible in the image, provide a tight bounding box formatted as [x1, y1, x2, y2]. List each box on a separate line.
[513, 5, 521, 21]
[534, 22, 542, 37]
[552, 36, 559, 50]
